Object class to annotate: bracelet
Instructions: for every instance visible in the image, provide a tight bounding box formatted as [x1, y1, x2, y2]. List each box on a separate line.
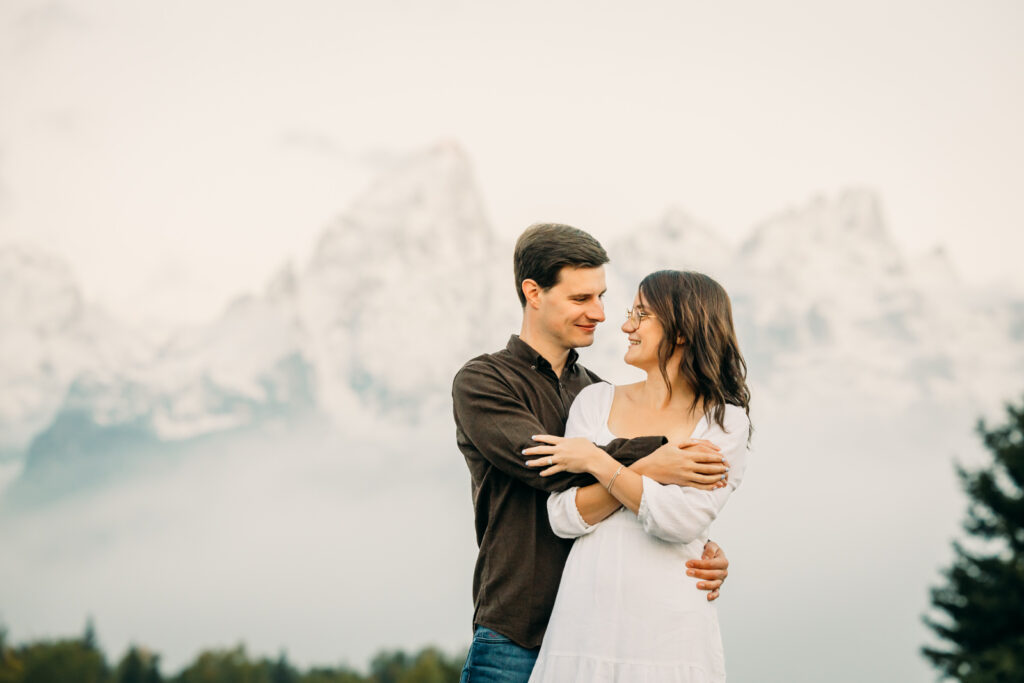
[606, 465, 624, 493]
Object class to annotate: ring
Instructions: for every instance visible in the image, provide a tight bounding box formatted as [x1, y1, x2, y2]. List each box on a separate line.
[548, 457, 554, 466]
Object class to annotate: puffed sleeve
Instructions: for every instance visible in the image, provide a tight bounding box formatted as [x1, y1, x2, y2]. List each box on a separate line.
[545, 383, 609, 539]
[636, 405, 751, 544]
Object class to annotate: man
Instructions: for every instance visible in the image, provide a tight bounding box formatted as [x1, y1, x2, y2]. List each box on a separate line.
[452, 223, 731, 683]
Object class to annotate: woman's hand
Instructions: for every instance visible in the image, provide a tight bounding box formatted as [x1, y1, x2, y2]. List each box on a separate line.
[637, 439, 730, 490]
[523, 435, 608, 476]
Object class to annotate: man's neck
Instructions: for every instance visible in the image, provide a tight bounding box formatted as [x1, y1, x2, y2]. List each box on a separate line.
[519, 322, 572, 378]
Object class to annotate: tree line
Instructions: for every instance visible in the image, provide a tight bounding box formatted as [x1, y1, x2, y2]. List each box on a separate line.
[0, 620, 464, 683]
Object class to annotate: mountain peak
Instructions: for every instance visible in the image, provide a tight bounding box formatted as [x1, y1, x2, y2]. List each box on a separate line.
[309, 141, 493, 270]
[834, 187, 887, 240]
[739, 188, 900, 277]
[658, 206, 731, 249]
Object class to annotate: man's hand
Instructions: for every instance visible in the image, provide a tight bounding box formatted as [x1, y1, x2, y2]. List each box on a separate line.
[688, 540, 728, 601]
[635, 439, 729, 489]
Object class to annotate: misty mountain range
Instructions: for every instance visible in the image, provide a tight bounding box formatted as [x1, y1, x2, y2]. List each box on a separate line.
[2, 140, 1022, 496]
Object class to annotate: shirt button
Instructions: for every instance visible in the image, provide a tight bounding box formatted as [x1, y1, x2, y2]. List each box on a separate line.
[530, 365, 536, 370]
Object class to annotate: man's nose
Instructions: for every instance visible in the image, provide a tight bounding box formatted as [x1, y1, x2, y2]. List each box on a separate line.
[587, 299, 606, 322]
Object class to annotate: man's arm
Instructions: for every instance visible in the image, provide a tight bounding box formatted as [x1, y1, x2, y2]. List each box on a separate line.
[571, 440, 729, 525]
[453, 362, 665, 493]
[689, 541, 729, 601]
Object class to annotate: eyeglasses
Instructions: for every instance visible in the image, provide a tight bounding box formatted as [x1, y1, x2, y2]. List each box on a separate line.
[625, 307, 655, 330]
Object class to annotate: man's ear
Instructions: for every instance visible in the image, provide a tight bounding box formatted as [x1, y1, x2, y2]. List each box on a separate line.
[522, 279, 543, 309]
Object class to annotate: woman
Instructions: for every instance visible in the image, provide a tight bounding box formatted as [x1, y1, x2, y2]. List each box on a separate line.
[523, 270, 752, 682]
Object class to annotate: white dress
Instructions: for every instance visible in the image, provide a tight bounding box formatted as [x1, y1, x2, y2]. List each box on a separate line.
[528, 382, 752, 683]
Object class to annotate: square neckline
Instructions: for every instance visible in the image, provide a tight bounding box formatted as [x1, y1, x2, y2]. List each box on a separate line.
[602, 383, 708, 443]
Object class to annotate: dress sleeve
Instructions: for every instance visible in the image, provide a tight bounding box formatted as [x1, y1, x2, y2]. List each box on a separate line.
[545, 384, 609, 539]
[636, 406, 752, 544]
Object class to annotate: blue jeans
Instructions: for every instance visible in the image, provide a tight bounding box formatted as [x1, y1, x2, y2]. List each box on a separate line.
[460, 625, 539, 683]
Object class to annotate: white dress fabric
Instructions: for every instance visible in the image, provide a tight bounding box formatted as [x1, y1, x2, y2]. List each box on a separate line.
[528, 382, 752, 683]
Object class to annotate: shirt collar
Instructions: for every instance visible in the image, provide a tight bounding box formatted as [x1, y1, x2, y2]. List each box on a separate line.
[506, 335, 579, 375]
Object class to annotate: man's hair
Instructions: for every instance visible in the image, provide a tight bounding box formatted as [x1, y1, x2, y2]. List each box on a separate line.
[513, 223, 609, 307]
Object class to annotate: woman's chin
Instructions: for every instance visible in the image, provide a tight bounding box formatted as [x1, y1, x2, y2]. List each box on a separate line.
[623, 349, 656, 371]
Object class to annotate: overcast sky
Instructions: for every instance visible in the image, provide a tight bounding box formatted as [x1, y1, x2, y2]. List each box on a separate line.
[1, 0, 1021, 326]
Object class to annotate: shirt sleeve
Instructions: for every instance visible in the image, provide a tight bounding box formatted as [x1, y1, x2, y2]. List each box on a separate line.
[453, 362, 666, 494]
[636, 406, 752, 544]
[545, 384, 606, 538]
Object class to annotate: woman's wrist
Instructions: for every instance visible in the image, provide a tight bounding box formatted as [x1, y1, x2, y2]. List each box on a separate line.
[588, 449, 620, 482]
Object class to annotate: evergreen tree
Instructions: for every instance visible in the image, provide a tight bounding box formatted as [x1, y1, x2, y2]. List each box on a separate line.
[923, 398, 1024, 681]
[270, 651, 298, 683]
[83, 617, 100, 653]
[118, 646, 162, 683]
[369, 650, 408, 683]
[119, 647, 146, 683]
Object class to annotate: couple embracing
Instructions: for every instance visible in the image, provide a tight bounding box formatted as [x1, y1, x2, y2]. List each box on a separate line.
[453, 223, 752, 682]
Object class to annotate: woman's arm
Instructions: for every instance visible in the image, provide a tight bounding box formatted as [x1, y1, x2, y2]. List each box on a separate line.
[530, 407, 750, 542]
[633, 409, 751, 544]
[542, 384, 614, 537]
[571, 441, 728, 524]
[546, 486, 599, 538]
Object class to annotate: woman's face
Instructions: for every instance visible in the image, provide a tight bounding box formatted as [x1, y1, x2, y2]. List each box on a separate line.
[622, 291, 666, 370]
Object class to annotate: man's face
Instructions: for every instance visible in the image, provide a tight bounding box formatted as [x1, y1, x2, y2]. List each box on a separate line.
[535, 265, 607, 350]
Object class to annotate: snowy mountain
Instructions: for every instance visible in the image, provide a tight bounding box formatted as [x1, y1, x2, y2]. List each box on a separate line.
[611, 206, 733, 278]
[602, 189, 1023, 407]
[0, 246, 155, 456]
[2, 145, 1023, 494]
[296, 140, 513, 420]
[2, 141, 518, 486]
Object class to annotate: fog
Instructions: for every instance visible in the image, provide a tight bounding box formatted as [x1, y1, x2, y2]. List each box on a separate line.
[0, 394, 989, 681]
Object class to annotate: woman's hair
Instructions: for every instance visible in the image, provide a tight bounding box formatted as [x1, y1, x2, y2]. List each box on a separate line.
[638, 270, 751, 434]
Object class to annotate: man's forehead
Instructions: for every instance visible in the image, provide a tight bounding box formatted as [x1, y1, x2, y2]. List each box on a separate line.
[554, 265, 606, 290]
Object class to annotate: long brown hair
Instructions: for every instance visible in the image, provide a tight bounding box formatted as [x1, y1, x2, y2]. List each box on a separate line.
[638, 270, 751, 435]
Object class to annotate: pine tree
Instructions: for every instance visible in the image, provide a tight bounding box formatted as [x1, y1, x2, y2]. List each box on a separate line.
[82, 617, 99, 653]
[270, 651, 298, 683]
[118, 647, 146, 683]
[923, 398, 1024, 681]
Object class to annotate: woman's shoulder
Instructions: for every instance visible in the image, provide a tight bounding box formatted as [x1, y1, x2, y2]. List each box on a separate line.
[720, 403, 751, 433]
[574, 380, 615, 405]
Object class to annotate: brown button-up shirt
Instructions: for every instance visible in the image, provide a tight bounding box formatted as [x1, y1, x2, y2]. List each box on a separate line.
[452, 335, 666, 649]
